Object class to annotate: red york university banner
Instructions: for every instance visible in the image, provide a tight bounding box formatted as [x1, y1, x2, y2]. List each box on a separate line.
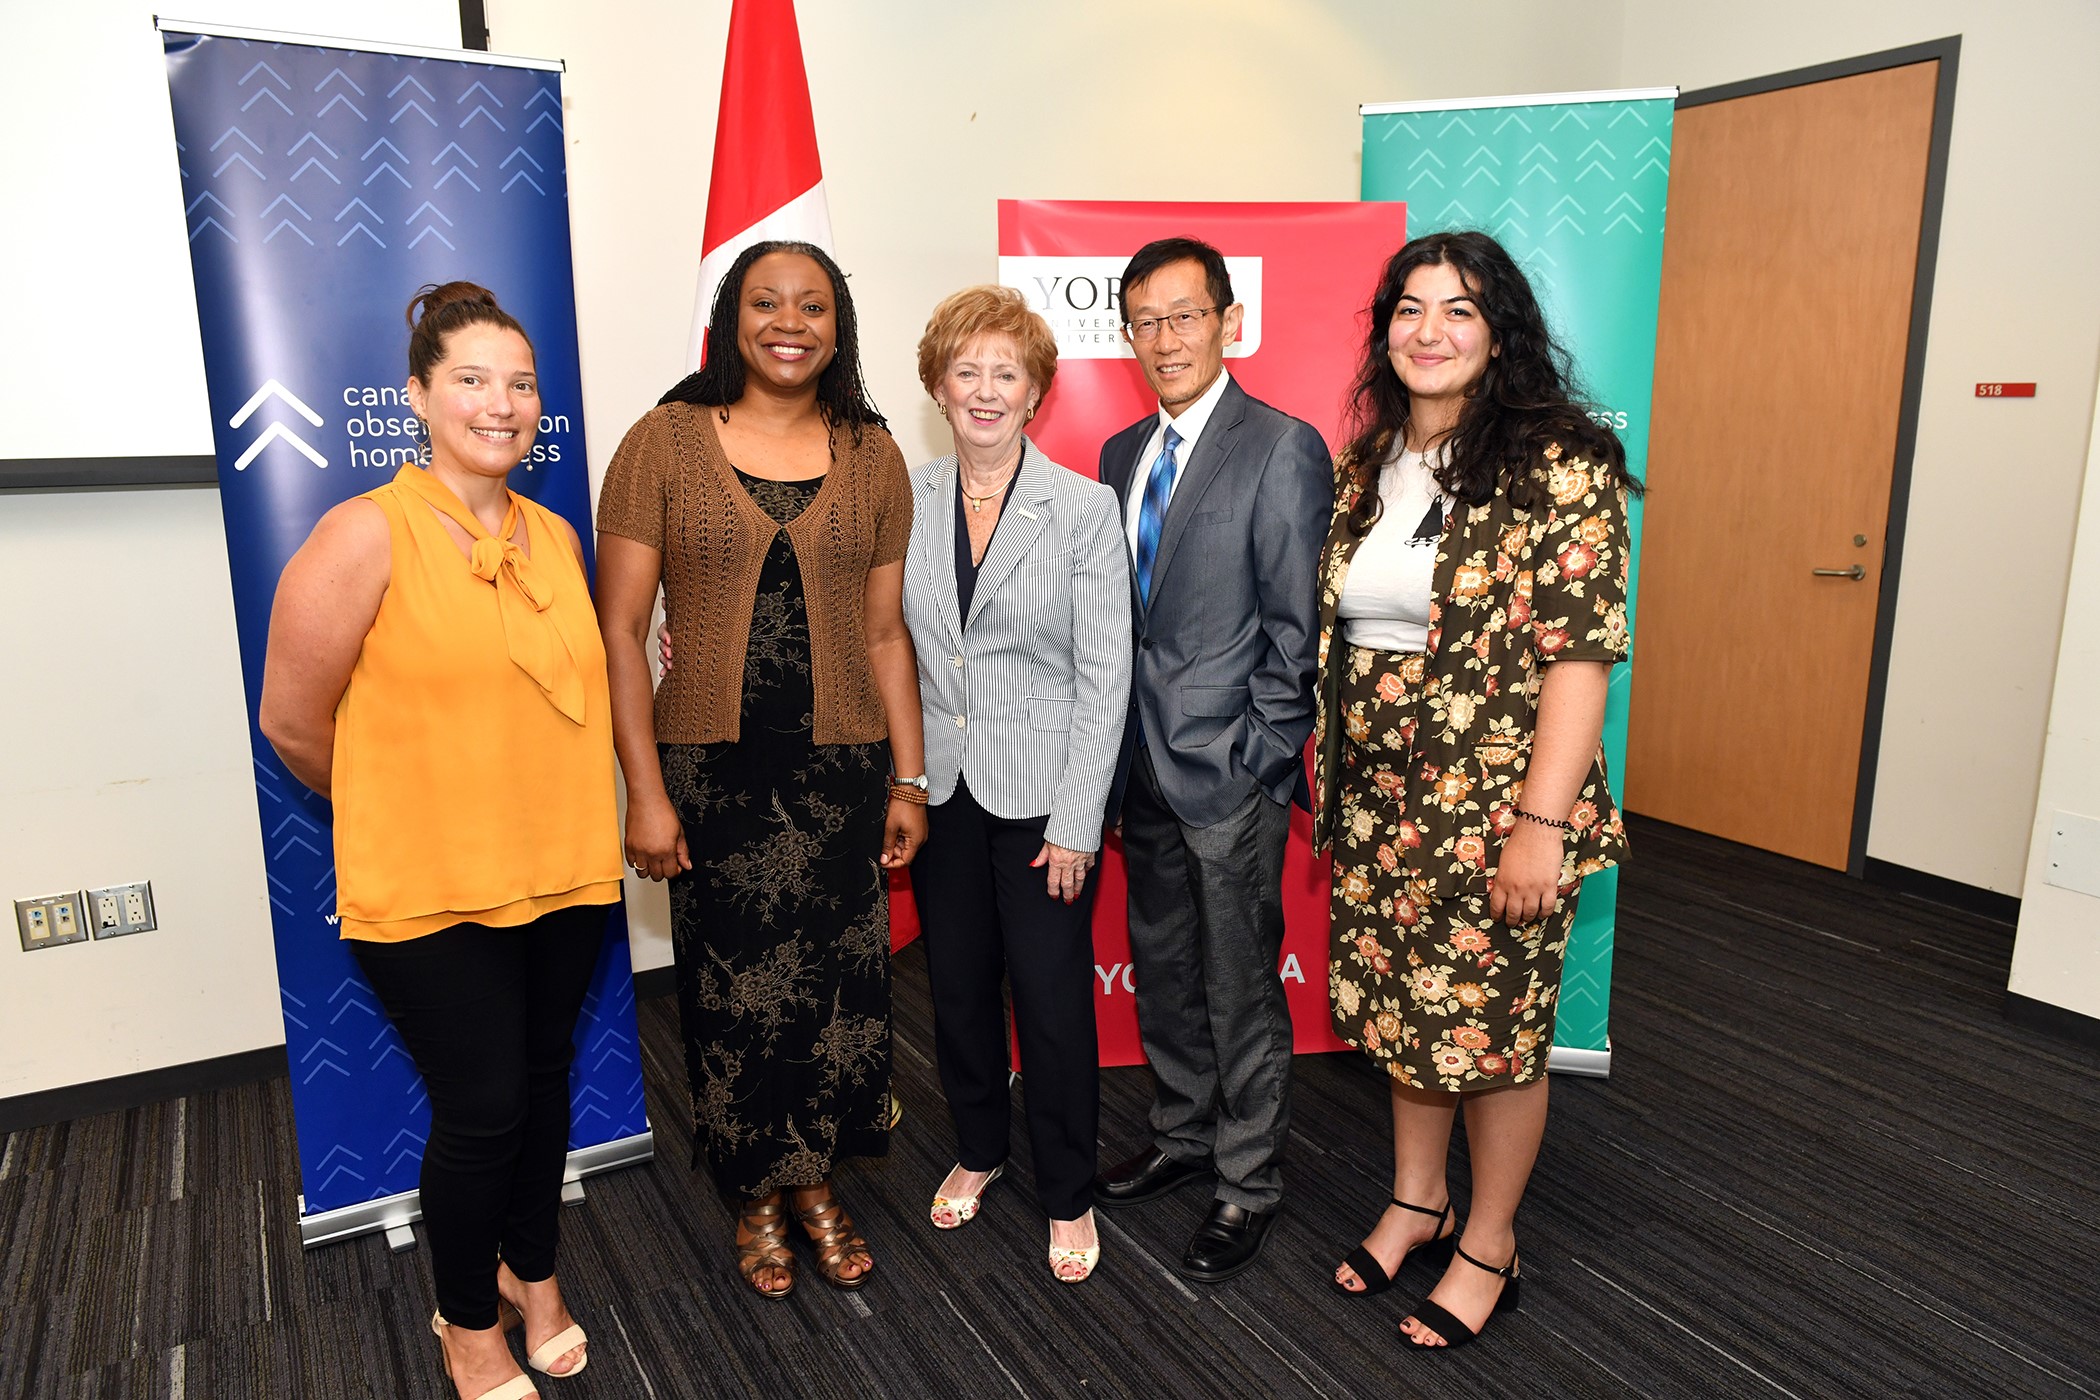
[993, 199, 1406, 1065]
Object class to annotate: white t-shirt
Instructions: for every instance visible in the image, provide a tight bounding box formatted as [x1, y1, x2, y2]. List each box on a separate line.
[1337, 447, 1449, 654]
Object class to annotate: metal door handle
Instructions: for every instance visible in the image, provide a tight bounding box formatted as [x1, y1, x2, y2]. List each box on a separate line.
[1812, 565, 1866, 580]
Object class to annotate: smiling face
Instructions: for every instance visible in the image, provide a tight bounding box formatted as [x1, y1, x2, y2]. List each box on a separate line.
[1387, 260, 1497, 413]
[1121, 257, 1242, 416]
[734, 250, 837, 396]
[405, 321, 539, 482]
[935, 332, 1037, 463]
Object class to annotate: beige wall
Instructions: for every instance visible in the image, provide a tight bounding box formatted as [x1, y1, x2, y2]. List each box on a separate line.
[0, 0, 460, 1100]
[6, 0, 1620, 1092]
[2009, 369, 2100, 1019]
[0, 487, 284, 1096]
[491, 0, 1626, 476]
[8, 1, 2100, 1102]
[486, 0, 1631, 969]
[1614, 1, 2100, 894]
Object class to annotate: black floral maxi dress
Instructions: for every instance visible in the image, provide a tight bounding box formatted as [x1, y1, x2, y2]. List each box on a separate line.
[660, 470, 892, 1199]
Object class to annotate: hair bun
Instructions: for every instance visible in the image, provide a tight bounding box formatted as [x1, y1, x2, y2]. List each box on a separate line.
[407, 280, 501, 330]
[403, 281, 533, 385]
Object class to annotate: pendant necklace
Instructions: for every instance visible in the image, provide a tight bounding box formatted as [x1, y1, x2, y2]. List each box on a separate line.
[963, 476, 1012, 512]
[961, 442, 1023, 513]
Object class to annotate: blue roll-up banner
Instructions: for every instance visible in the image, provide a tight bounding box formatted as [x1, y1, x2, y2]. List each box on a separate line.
[160, 22, 651, 1246]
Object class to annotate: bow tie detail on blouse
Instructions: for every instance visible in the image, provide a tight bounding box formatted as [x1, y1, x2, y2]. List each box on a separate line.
[398, 467, 588, 724]
[469, 533, 541, 596]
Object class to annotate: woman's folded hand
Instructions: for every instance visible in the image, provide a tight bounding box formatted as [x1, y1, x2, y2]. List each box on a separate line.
[625, 794, 691, 882]
[1032, 842, 1096, 904]
[1487, 820, 1564, 926]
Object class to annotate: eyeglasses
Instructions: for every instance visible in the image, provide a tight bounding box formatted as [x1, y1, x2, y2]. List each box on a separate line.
[1124, 307, 1219, 341]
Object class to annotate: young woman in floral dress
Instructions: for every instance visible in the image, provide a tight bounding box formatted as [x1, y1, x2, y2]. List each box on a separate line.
[1312, 231, 1638, 1350]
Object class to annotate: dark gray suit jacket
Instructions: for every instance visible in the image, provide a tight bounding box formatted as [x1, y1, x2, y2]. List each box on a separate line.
[1100, 376, 1333, 827]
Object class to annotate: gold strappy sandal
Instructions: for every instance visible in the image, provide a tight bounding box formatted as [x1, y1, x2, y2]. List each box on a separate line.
[735, 1193, 797, 1301]
[791, 1185, 874, 1290]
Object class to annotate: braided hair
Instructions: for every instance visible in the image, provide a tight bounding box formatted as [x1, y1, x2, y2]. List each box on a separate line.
[657, 240, 885, 443]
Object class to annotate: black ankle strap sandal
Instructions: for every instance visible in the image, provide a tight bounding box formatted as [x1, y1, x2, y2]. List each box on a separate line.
[1332, 1196, 1458, 1297]
[1402, 1241, 1522, 1351]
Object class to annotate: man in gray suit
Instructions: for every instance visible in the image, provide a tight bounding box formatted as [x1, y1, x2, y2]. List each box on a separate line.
[1093, 237, 1333, 1282]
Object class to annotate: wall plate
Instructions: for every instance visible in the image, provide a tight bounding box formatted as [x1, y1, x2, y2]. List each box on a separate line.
[16, 893, 91, 951]
[2043, 812, 2100, 901]
[87, 881, 156, 939]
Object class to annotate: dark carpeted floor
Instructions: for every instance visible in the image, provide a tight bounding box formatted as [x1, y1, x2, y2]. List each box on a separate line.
[3, 817, 2096, 1399]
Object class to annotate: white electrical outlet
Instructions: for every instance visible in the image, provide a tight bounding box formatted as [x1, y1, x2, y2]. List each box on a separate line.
[87, 881, 156, 939]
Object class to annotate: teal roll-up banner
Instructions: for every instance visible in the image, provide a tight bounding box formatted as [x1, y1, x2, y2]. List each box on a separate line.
[1361, 89, 1676, 1072]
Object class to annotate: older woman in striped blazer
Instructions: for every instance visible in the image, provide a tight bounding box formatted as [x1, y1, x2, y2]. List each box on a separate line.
[903, 285, 1132, 1284]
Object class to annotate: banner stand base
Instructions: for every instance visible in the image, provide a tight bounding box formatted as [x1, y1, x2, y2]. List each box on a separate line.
[297, 1129, 655, 1250]
[1547, 1044, 1611, 1079]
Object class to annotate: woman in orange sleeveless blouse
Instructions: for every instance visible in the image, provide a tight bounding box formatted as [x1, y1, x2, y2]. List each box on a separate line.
[261, 284, 617, 1400]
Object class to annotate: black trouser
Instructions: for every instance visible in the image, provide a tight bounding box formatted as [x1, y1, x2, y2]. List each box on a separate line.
[350, 902, 609, 1328]
[911, 778, 1101, 1221]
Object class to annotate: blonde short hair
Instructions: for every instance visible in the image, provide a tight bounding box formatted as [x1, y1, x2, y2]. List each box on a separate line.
[916, 285, 1058, 403]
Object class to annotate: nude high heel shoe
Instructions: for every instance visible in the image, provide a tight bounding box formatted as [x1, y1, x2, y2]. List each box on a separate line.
[429, 1313, 538, 1400]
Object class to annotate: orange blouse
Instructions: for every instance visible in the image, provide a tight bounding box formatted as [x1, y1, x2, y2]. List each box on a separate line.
[331, 466, 623, 941]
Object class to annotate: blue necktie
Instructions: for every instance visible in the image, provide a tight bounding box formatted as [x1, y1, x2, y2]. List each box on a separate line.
[1134, 425, 1181, 607]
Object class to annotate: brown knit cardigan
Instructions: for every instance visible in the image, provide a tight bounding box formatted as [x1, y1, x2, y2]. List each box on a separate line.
[596, 402, 912, 745]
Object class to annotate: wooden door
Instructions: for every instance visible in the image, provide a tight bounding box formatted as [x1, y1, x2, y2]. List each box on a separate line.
[1625, 62, 1939, 869]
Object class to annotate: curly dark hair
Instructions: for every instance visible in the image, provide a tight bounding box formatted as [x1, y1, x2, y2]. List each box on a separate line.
[657, 240, 885, 442]
[1341, 230, 1638, 534]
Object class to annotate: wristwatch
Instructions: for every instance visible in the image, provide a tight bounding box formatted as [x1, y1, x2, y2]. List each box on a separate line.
[892, 773, 930, 792]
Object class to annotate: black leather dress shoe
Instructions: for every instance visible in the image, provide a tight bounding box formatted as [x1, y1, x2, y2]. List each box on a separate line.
[1176, 1200, 1279, 1283]
[1093, 1148, 1212, 1209]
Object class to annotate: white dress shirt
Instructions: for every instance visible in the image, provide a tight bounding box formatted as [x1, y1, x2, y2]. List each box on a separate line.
[1123, 369, 1235, 560]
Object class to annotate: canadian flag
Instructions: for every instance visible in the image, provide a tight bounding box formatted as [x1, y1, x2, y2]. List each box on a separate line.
[685, 0, 834, 371]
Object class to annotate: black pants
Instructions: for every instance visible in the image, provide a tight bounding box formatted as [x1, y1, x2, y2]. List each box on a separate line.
[911, 778, 1100, 1220]
[1122, 746, 1294, 1211]
[350, 902, 609, 1328]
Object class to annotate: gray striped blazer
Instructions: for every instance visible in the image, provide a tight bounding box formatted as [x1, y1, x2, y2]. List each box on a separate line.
[904, 438, 1132, 852]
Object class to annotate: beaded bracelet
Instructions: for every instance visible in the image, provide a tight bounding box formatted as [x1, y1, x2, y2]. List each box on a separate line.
[887, 782, 930, 805]
[1514, 808, 1572, 832]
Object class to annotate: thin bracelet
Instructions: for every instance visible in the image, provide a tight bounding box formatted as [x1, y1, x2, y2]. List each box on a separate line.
[887, 783, 930, 805]
[1514, 808, 1572, 832]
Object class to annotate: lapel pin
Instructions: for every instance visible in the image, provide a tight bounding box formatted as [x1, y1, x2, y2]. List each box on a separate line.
[1019, 507, 1038, 520]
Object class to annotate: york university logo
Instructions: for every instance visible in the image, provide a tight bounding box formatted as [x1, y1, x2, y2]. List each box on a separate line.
[999, 255, 1264, 361]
